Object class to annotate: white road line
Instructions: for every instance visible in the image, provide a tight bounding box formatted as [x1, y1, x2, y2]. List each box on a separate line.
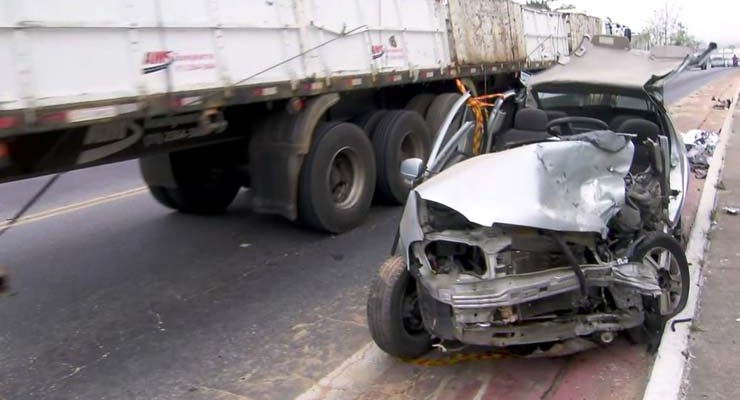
[643, 94, 738, 400]
[0, 186, 148, 229]
[294, 342, 394, 400]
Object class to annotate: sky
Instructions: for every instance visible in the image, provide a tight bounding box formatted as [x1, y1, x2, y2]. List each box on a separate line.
[547, 0, 740, 47]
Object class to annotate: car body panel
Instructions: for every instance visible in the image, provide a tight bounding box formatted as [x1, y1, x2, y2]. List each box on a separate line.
[526, 35, 705, 227]
[413, 138, 634, 237]
[528, 36, 715, 101]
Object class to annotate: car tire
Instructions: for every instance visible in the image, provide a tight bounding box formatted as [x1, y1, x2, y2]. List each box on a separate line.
[631, 233, 690, 318]
[367, 256, 432, 359]
[298, 122, 376, 233]
[372, 110, 431, 204]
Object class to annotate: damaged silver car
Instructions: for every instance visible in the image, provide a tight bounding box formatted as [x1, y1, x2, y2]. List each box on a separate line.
[367, 36, 717, 358]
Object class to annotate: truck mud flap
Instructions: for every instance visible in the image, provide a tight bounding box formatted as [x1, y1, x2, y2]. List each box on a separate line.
[249, 94, 340, 221]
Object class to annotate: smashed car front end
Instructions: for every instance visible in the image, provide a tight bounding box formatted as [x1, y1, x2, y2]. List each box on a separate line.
[399, 140, 665, 346]
[404, 220, 663, 346]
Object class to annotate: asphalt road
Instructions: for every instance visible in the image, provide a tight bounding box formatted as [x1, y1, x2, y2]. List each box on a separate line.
[0, 68, 734, 400]
[664, 67, 737, 105]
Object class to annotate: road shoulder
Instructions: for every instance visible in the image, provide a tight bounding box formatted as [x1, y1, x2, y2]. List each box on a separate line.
[644, 91, 740, 399]
[683, 109, 740, 398]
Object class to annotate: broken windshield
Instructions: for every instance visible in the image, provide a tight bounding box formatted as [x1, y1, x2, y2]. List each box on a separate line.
[538, 92, 650, 111]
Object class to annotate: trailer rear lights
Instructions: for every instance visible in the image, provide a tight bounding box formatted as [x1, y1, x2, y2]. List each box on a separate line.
[0, 116, 18, 129]
[38, 112, 66, 124]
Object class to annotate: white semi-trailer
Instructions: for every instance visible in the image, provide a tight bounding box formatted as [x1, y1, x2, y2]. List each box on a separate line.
[0, 0, 599, 233]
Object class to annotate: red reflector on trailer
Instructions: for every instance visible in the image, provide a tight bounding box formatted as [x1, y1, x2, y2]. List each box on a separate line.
[38, 112, 66, 124]
[0, 116, 17, 129]
[286, 97, 305, 114]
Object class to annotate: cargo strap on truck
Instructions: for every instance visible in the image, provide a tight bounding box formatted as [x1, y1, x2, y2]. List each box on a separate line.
[455, 79, 505, 156]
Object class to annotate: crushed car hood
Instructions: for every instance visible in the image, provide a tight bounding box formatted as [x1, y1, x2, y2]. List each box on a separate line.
[414, 138, 635, 236]
[528, 36, 716, 101]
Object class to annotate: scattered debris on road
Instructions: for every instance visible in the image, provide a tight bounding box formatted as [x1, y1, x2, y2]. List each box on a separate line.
[683, 129, 720, 179]
[722, 207, 740, 215]
[712, 97, 733, 110]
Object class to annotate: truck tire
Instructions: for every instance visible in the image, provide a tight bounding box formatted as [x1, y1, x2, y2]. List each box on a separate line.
[367, 256, 432, 359]
[354, 109, 389, 139]
[426, 93, 463, 143]
[142, 151, 240, 214]
[298, 122, 376, 233]
[372, 110, 431, 204]
[405, 93, 436, 118]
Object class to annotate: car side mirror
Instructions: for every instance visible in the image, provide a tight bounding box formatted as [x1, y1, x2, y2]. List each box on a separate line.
[401, 158, 424, 181]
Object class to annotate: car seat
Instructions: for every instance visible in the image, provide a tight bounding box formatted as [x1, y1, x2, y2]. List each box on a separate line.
[493, 108, 552, 151]
[615, 118, 660, 172]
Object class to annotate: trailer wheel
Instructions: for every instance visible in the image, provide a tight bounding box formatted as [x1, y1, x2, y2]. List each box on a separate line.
[298, 122, 376, 233]
[354, 109, 389, 139]
[141, 151, 240, 214]
[426, 93, 463, 142]
[405, 93, 436, 118]
[372, 110, 431, 204]
[367, 256, 432, 359]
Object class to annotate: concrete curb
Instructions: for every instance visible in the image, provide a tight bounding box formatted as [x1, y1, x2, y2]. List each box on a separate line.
[294, 342, 390, 400]
[642, 95, 738, 400]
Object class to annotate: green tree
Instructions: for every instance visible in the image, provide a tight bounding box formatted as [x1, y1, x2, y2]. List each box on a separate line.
[526, 0, 553, 10]
[642, 1, 698, 48]
[671, 22, 699, 48]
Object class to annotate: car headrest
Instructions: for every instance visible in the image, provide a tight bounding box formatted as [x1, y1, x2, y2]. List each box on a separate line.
[609, 115, 639, 131]
[545, 110, 568, 121]
[514, 108, 549, 131]
[616, 119, 660, 141]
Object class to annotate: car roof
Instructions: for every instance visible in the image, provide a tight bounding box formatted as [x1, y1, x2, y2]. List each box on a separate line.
[529, 36, 693, 98]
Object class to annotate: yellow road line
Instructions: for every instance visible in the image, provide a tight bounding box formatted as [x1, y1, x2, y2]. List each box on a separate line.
[0, 186, 149, 229]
